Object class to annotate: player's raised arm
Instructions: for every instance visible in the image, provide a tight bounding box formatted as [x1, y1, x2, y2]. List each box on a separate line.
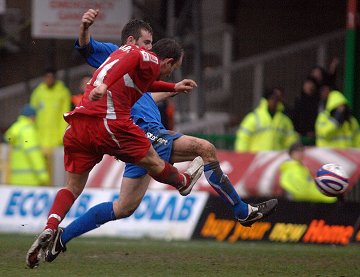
[75, 9, 119, 68]
[79, 9, 99, 47]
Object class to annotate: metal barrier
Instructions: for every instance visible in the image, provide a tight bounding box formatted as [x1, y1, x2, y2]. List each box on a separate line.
[174, 29, 345, 123]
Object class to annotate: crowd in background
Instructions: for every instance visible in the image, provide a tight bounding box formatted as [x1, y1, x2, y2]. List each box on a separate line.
[235, 57, 360, 152]
[234, 57, 360, 202]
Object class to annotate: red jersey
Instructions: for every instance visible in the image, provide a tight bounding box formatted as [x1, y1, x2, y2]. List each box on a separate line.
[66, 45, 161, 120]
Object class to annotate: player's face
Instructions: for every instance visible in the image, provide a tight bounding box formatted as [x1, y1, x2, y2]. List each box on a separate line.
[160, 54, 183, 79]
[135, 29, 153, 50]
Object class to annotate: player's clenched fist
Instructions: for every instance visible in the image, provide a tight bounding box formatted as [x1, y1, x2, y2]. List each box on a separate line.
[89, 84, 107, 101]
[81, 9, 99, 29]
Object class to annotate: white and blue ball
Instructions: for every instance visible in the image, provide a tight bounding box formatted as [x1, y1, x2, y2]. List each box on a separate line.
[315, 163, 349, 197]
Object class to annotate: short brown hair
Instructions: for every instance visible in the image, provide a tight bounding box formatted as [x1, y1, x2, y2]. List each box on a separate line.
[121, 19, 153, 45]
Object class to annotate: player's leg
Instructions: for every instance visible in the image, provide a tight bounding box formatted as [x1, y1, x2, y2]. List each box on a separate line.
[45, 175, 151, 263]
[171, 135, 277, 224]
[137, 144, 203, 195]
[26, 171, 89, 268]
[110, 119, 203, 195]
[26, 115, 98, 268]
[61, 175, 150, 244]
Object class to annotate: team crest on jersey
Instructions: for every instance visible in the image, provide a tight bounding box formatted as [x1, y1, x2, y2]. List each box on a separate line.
[140, 50, 158, 64]
[119, 45, 133, 53]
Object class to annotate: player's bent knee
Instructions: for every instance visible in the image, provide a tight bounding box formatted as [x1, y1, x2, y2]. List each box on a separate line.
[197, 139, 217, 160]
[113, 201, 138, 219]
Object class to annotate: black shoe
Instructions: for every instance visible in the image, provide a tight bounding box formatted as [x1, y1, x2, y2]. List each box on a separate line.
[238, 199, 278, 227]
[45, 227, 66, 262]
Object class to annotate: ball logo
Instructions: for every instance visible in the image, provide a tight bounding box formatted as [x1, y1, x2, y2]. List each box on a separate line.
[315, 163, 349, 197]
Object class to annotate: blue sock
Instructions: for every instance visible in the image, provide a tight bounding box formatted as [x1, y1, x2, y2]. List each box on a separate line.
[61, 202, 116, 245]
[204, 162, 249, 219]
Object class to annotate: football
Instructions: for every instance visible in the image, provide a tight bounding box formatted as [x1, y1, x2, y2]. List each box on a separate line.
[314, 163, 349, 197]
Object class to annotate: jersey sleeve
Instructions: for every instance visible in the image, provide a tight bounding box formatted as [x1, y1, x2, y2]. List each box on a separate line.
[75, 37, 118, 68]
[149, 81, 176, 92]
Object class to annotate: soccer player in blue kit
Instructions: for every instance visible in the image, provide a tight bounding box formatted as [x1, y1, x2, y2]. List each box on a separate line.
[44, 9, 278, 262]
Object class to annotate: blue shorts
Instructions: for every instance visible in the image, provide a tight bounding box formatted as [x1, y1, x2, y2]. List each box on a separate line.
[123, 129, 183, 178]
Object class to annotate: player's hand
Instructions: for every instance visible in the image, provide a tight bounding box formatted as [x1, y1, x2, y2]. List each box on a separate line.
[89, 84, 107, 101]
[174, 79, 197, 94]
[81, 9, 99, 29]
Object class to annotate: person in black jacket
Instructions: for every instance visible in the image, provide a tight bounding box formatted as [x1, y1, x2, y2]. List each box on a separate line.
[292, 77, 320, 145]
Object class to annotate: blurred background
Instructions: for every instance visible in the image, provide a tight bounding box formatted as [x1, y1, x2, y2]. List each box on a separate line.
[0, 0, 357, 132]
[0, 0, 359, 198]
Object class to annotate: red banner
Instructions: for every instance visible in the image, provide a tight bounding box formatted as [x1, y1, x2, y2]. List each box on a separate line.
[86, 148, 360, 197]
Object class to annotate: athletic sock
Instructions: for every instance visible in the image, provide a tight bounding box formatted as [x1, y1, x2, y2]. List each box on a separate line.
[61, 202, 116, 245]
[204, 162, 249, 219]
[46, 188, 75, 231]
[149, 162, 187, 190]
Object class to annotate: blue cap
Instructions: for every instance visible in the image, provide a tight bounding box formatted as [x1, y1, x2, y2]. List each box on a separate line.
[21, 104, 36, 117]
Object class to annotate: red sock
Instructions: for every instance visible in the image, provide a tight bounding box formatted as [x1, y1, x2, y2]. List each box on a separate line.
[45, 188, 75, 230]
[150, 162, 189, 189]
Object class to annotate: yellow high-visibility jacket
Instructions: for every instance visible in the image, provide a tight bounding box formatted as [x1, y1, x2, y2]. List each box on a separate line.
[279, 160, 337, 203]
[4, 116, 50, 186]
[30, 80, 71, 149]
[235, 98, 299, 152]
[315, 90, 360, 148]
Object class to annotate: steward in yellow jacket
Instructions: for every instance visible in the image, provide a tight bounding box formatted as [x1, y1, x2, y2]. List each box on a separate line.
[279, 142, 336, 203]
[315, 90, 360, 148]
[235, 88, 299, 152]
[4, 105, 50, 186]
[30, 68, 71, 150]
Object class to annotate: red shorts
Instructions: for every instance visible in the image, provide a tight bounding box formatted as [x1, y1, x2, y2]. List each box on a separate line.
[63, 114, 150, 174]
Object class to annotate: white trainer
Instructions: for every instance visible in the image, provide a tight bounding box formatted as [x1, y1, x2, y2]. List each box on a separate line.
[179, 156, 204, 196]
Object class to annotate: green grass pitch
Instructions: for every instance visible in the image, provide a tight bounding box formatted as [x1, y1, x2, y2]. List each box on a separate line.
[0, 233, 359, 276]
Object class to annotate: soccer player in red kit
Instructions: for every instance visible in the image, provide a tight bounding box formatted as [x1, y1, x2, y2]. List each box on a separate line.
[26, 39, 203, 268]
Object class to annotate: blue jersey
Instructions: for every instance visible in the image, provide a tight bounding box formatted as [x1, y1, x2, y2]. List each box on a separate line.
[75, 37, 118, 68]
[132, 92, 166, 131]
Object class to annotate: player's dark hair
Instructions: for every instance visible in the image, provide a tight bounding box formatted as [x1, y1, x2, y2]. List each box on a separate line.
[121, 19, 153, 45]
[151, 38, 183, 64]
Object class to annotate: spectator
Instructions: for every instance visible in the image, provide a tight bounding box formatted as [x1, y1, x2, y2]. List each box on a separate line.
[318, 79, 337, 113]
[30, 67, 71, 152]
[309, 57, 339, 88]
[292, 77, 320, 145]
[279, 142, 337, 203]
[315, 90, 360, 148]
[4, 104, 50, 186]
[71, 74, 92, 109]
[234, 87, 299, 152]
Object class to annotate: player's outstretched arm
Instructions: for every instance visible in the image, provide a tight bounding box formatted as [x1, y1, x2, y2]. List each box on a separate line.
[149, 79, 197, 94]
[79, 9, 99, 47]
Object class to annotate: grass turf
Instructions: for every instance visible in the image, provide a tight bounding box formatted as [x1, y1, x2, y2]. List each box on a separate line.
[0, 233, 359, 277]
